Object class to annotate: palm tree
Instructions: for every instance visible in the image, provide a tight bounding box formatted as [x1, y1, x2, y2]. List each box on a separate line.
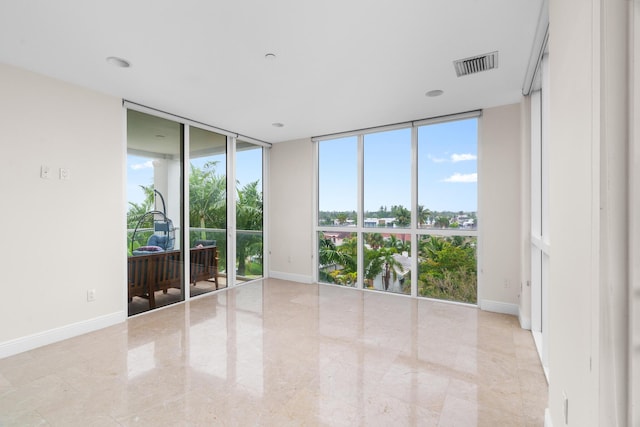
[420, 235, 446, 260]
[391, 205, 410, 227]
[377, 247, 403, 290]
[365, 232, 384, 249]
[434, 216, 450, 228]
[319, 236, 357, 283]
[319, 237, 353, 269]
[363, 246, 383, 288]
[189, 161, 226, 240]
[448, 235, 472, 248]
[236, 180, 263, 276]
[127, 184, 154, 227]
[336, 235, 358, 272]
[335, 213, 348, 225]
[386, 234, 409, 253]
[417, 205, 431, 227]
[386, 234, 398, 248]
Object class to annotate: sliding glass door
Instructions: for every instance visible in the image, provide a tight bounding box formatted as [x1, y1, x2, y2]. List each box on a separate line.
[127, 110, 184, 316]
[188, 127, 227, 296]
[235, 141, 263, 283]
[126, 107, 266, 315]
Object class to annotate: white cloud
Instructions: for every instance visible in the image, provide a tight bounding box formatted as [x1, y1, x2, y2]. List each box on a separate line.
[131, 160, 154, 170]
[443, 173, 477, 183]
[451, 153, 477, 162]
[428, 154, 447, 163]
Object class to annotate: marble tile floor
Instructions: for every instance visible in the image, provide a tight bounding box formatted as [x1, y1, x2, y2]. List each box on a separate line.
[0, 279, 548, 426]
[128, 278, 228, 316]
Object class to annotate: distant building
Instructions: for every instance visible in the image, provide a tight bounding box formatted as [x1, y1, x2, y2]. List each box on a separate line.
[364, 217, 396, 227]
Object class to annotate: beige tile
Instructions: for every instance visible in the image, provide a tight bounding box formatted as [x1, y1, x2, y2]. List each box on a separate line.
[361, 393, 441, 427]
[279, 386, 362, 426]
[0, 374, 74, 421]
[0, 371, 13, 394]
[377, 363, 450, 411]
[439, 394, 526, 427]
[0, 279, 547, 426]
[447, 376, 524, 415]
[0, 410, 49, 427]
[116, 391, 217, 426]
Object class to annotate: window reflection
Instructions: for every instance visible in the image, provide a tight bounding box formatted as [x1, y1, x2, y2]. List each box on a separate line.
[236, 142, 263, 283]
[127, 110, 183, 315]
[189, 127, 227, 295]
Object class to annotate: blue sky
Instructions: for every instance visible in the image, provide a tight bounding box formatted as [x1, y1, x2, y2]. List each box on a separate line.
[128, 118, 476, 213]
[318, 118, 478, 213]
[127, 155, 154, 206]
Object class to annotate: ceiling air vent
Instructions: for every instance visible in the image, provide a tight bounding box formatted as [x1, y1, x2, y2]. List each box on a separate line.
[453, 51, 498, 77]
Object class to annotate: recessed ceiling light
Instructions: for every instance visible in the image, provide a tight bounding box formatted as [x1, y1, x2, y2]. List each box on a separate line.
[272, 122, 284, 128]
[426, 89, 444, 97]
[106, 56, 131, 68]
[265, 53, 277, 61]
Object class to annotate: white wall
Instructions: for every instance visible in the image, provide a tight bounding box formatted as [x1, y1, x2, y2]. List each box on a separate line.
[0, 63, 125, 357]
[268, 138, 314, 283]
[548, 0, 629, 425]
[631, 3, 640, 424]
[478, 103, 522, 315]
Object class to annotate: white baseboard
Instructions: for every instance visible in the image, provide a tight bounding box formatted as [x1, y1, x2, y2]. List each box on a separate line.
[479, 299, 520, 316]
[268, 271, 314, 284]
[0, 311, 125, 359]
[544, 408, 553, 427]
[519, 314, 532, 330]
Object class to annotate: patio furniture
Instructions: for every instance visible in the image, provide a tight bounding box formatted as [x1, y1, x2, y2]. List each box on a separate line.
[128, 245, 218, 309]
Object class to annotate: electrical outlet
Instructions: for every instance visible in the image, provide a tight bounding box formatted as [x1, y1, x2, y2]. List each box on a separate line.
[40, 165, 50, 179]
[87, 289, 96, 302]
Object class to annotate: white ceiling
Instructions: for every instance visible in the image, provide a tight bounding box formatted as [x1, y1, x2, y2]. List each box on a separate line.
[0, 0, 543, 143]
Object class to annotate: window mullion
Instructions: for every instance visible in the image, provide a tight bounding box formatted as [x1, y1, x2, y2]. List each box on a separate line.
[411, 126, 418, 297]
[183, 125, 191, 302]
[357, 134, 364, 289]
[227, 136, 236, 286]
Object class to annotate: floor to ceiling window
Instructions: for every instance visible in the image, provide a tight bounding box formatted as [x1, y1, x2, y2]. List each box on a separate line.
[235, 141, 264, 284]
[416, 119, 478, 304]
[188, 126, 227, 295]
[318, 136, 358, 286]
[315, 114, 478, 304]
[363, 129, 412, 295]
[530, 52, 550, 376]
[126, 105, 268, 315]
[127, 110, 184, 315]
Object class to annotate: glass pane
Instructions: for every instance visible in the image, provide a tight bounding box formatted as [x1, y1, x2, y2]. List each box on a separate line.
[417, 235, 477, 304]
[363, 232, 411, 294]
[189, 127, 226, 296]
[364, 128, 411, 228]
[127, 110, 183, 315]
[418, 119, 477, 229]
[318, 136, 357, 226]
[318, 231, 357, 286]
[236, 142, 263, 283]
